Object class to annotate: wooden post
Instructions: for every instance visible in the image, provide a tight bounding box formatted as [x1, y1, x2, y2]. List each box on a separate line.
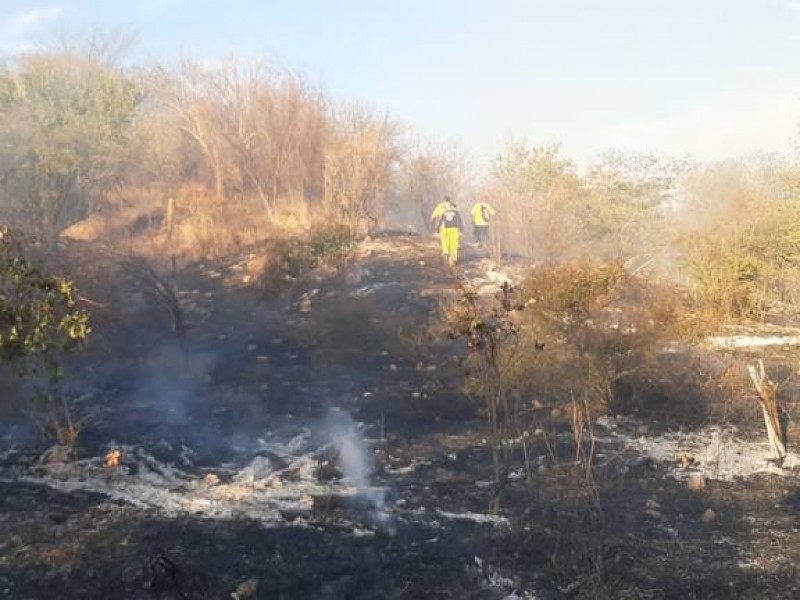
[164, 196, 175, 239]
[747, 359, 787, 465]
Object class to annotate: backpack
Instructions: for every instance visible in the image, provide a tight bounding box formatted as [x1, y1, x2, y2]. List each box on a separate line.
[442, 208, 459, 227]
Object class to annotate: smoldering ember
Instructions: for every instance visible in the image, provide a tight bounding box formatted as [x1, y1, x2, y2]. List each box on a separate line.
[4, 8, 800, 600]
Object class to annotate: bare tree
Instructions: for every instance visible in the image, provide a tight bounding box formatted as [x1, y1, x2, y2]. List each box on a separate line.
[490, 141, 583, 261]
[323, 104, 400, 232]
[149, 56, 328, 218]
[51, 25, 139, 65]
[148, 58, 231, 201]
[213, 63, 327, 218]
[395, 140, 469, 231]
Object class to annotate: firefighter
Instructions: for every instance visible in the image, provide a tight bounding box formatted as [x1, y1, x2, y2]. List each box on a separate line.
[471, 197, 497, 246]
[430, 195, 453, 257]
[437, 200, 463, 265]
[430, 196, 452, 232]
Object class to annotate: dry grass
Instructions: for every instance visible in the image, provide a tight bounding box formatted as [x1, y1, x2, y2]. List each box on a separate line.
[448, 259, 733, 448]
[509, 260, 718, 423]
[62, 184, 329, 267]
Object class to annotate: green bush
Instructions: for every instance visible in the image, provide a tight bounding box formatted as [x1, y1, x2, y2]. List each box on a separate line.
[0, 228, 90, 369]
[273, 223, 358, 281]
[308, 223, 358, 269]
[0, 226, 90, 447]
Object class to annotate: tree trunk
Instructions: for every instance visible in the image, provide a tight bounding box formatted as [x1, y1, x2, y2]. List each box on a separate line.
[747, 360, 787, 465]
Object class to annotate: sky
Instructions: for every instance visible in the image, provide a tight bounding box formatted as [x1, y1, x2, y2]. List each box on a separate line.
[1, 0, 800, 166]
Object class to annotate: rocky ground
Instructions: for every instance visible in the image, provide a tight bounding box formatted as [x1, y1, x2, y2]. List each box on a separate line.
[2, 233, 800, 599]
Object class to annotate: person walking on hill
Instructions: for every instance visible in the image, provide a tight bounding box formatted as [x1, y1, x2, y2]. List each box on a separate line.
[430, 196, 452, 232]
[471, 197, 497, 247]
[430, 195, 454, 258]
[436, 200, 463, 265]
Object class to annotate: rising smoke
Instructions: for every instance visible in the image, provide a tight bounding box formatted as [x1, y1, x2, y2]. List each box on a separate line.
[325, 407, 391, 526]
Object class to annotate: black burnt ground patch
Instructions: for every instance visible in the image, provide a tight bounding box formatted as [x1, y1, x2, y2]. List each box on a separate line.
[3, 234, 800, 599]
[0, 481, 544, 600]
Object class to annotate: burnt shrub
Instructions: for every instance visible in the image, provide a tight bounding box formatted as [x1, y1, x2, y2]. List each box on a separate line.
[475, 259, 720, 429]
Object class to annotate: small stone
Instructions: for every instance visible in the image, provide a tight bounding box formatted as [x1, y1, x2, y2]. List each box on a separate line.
[204, 473, 220, 486]
[702, 508, 716, 523]
[550, 408, 564, 419]
[687, 473, 706, 492]
[645, 498, 661, 511]
[231, 578, 258, 600]
[637, 424, 650, 436]
[678, 451, 695, 468]
[389, 364, 399, 371]
[645, 509, 663, 520]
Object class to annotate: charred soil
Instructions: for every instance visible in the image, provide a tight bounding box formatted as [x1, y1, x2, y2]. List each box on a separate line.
[2, 233, 800, 599]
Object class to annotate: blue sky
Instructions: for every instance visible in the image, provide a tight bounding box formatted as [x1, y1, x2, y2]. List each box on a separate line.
[2, 0, 799, 165]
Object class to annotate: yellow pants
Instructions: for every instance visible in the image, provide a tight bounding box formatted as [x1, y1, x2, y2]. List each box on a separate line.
[440, 227, 460, 265]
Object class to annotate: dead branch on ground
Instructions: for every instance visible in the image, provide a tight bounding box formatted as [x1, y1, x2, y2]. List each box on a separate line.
[747, 359, 787, 465]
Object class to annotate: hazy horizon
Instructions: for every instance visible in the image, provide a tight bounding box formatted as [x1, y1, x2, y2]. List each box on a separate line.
[2, 0, 799, 166]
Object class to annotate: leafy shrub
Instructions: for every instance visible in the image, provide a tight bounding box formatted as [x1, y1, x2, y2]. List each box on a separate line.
[0, 226, 90, 446]
[0, 227, 89, 370]
[270, 223, 358, 282]
[308, 224, 358, 270]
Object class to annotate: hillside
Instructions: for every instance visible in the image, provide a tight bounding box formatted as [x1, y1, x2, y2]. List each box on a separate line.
[1, 233, 800, 599]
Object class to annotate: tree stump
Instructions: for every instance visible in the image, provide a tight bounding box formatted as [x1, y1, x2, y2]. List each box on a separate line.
[747, 359, 787, 465]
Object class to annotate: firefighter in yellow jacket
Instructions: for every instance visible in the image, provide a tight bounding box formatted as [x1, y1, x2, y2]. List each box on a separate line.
[471, 197, 497, 246]
[430, 196, 452, 231]
[430, 196, 453, 257]
[436, 200, 463, 265]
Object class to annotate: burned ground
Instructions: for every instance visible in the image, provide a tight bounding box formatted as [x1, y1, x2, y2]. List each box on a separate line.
[2, 233, 800, 599]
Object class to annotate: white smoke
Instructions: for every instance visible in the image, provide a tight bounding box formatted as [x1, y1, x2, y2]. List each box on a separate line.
[338, 428, 371, 490]
[325, 407, 390, 524]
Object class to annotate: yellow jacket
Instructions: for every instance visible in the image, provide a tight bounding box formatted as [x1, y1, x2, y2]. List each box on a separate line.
[431, 201, 451, 231]
[471, 202, 496, 226]
[431, 201, 450, 221]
